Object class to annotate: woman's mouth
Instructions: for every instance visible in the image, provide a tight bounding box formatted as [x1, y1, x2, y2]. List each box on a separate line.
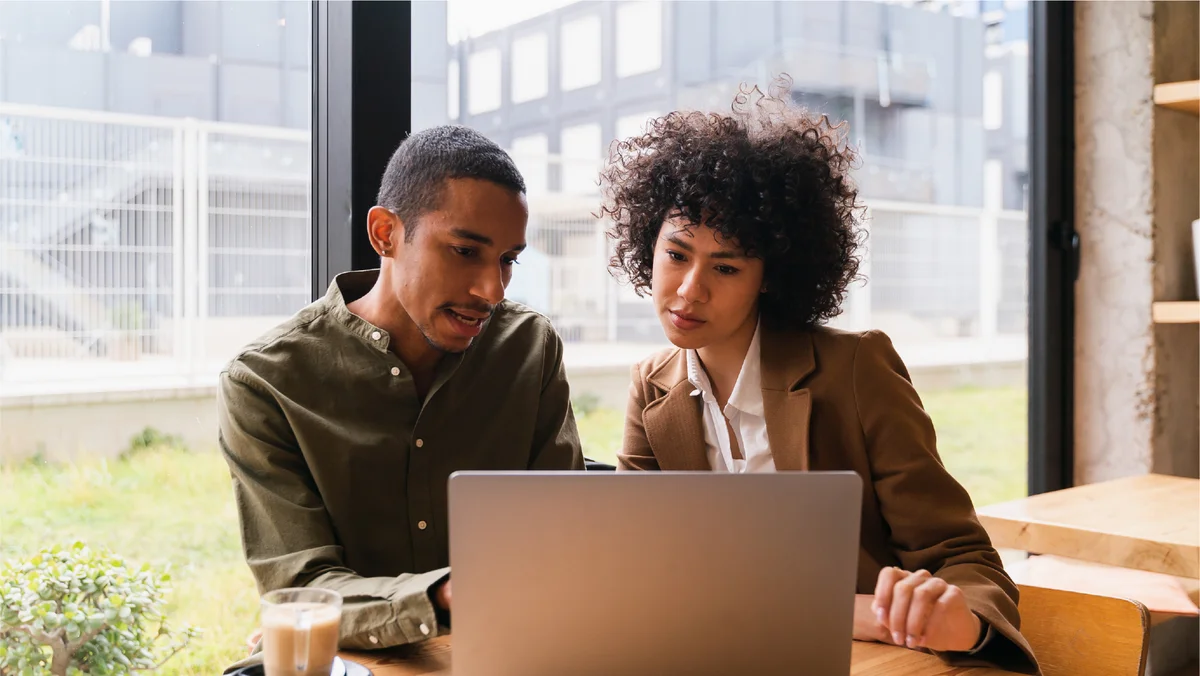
[668, 310, 705, 331]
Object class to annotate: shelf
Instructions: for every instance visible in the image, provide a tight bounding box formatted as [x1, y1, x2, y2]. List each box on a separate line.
[1154, 80, 1200, 115]
[1152, 301, 1200, 324]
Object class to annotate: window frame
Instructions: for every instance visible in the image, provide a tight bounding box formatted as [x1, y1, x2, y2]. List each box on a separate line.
[312, 1, 412, 296]
[1027, 1, 1077, 494]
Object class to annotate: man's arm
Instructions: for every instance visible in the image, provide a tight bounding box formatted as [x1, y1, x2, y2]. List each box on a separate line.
[218, 366, 447, 650]
[527, 324, 585, 470]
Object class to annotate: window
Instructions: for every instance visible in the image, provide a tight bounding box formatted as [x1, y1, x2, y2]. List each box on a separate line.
[984, 70, 1003, 130]
[616, 110, 662, 141]
[468, 47, 501, 114]
[512, 33, 549, 103]
[560, 123, 602, 194]
[984, 159, 1004, 210]
[511, 133, 550, 194]
[421, 0, 1036, 504]
[615, 1, 663, 78]
[2, 2, 314, 673]
[560, 15, 602, 91]
[448, 59, 460, 120]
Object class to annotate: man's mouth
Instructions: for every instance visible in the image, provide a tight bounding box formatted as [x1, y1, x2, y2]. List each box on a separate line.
[446, 309, 487, 326]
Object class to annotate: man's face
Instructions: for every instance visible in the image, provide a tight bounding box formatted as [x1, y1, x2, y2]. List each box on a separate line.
[388, 178, 529, 353]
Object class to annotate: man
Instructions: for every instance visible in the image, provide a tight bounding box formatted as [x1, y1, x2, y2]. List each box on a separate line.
[218, 125, 584, 660]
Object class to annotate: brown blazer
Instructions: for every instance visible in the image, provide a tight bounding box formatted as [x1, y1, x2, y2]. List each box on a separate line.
[619, 326, 1040, 674]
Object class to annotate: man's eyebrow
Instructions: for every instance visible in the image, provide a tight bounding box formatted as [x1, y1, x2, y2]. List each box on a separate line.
[451, 228, 492, 246]
[452, 228, 526, 252]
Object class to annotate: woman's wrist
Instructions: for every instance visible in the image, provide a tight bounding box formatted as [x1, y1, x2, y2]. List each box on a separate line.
[852, 594, 891, 643]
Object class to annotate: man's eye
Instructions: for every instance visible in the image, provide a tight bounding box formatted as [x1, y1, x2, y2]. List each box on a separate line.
[453, 246, 476, 258]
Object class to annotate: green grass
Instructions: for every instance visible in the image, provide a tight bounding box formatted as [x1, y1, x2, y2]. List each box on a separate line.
[922, 386, 1028, 508]
[0, 388, 1024, 674]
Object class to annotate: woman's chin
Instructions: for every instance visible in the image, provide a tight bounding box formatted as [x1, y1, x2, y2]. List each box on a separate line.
[660, 323, 709, 350]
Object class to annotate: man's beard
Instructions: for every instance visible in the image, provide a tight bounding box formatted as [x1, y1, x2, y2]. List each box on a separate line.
[419, 323, 463, 354]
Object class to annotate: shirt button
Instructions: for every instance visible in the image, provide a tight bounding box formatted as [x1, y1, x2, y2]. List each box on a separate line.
[419, 623, 431, 636]
[371, 330, 381, 340]
[368, 635, 379, 645]
[415, 438, 424, 448]
[418, 520, 427, 530]
[390, 366, 400, 376]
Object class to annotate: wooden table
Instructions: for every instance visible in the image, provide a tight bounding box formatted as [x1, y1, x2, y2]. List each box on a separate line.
[344, 637, 1020, 675]
[977, 473, 1200, 578]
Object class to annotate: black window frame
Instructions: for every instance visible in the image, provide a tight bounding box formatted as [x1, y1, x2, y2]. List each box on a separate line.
[1028, 1, 1077, 495]
[312, 0, 412, 298]
[312, 0, 1078, 497]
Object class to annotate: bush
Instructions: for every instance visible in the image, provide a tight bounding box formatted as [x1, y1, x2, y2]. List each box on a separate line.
[0, 542, 199, 675]
[571, 392, 602, 418]
[121, 428, 184, 460]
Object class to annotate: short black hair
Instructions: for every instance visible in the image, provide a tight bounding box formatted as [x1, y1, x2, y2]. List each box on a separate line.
[602, 76, 865, 330]
[376, 125, 526, 240]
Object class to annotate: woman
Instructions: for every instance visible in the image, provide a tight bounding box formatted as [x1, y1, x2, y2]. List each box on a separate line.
[602, 80, 1038, 674]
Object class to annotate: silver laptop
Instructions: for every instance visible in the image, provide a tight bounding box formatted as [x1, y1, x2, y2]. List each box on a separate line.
[448, 471, 863, 676]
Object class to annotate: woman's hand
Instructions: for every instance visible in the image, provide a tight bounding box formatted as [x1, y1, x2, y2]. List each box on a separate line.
[871, 567, 983, 652]
[852, 594, 896, 644]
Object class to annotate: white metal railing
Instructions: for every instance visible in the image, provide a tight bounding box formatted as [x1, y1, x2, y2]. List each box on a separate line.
[0, 103, 310, 391]
[0, 104, 1027, 394]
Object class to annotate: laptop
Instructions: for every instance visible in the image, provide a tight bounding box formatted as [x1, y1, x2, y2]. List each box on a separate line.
[448, 471, 863, 676]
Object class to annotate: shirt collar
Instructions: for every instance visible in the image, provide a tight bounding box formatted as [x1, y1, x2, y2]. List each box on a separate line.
[685, 319, 764, 417]
[326, 269, 391, 351]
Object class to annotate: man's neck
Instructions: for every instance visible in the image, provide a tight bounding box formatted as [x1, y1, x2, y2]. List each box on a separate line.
[345, 278, 443, 389]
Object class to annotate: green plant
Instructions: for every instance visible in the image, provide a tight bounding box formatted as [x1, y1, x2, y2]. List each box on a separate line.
[0, 542, 200, 675]
[121, 428, 184, 460]
[571, 392, 602, 418]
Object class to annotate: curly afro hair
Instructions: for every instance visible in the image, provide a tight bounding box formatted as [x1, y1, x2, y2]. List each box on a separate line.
[601, 76, 865, 330]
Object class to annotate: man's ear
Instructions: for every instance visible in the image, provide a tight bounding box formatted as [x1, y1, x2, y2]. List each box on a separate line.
[367, 206, 402, 257]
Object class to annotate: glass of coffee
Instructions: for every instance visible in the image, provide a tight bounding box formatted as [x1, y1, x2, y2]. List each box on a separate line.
[260, 588, 343, 676]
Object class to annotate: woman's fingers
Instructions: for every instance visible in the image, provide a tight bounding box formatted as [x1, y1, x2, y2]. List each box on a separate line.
[888, 569, 930, 645]
[904, 576, 948, 647]
[872, 566, 906, 626]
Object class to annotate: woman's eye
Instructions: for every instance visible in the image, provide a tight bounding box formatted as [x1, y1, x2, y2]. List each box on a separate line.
[716, 265, 739, 276]
[666, 250, 685, 262]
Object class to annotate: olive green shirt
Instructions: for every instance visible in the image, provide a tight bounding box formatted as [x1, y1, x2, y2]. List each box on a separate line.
[217, 270, 584, 656]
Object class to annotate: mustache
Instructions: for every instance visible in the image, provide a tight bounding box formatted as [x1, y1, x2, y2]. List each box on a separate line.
[437, 301, 495, 317]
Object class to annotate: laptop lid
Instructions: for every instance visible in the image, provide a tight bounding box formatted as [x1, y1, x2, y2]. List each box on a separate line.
[448, 471, 863, 676]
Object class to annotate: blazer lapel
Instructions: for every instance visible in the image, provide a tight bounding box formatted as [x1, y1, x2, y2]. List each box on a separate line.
[642, 350, 710, 471]
[760, 328, 816, 472]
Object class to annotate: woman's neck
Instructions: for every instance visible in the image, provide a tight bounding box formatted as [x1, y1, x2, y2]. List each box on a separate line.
[696, 314, 758, 409]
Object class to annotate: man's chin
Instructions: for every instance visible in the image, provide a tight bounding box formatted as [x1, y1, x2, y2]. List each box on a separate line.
[421, 329, 473, 355]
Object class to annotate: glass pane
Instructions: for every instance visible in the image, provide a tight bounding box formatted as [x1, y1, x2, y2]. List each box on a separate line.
[0, 1, 313, 672]
[616, 1, 664, 78]
[560, 14, 602, 91]
[512, 32, 550, 104]
[417, 0, 1030, 507]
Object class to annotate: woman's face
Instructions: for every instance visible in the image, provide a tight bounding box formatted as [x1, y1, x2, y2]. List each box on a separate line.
[650, 217, 765, 351]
